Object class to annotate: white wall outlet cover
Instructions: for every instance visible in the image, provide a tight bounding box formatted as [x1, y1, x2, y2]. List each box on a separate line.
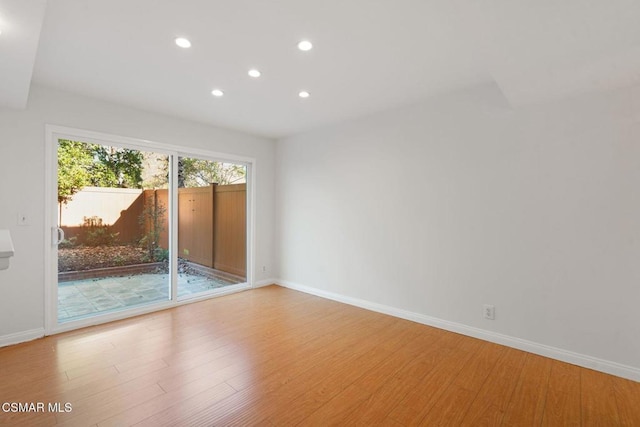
[483, 304, 496, 320]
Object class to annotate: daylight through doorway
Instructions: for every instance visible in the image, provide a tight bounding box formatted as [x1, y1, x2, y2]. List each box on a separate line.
[56, 140, 172, 321]
[176, 156, 247, 299]
[55, 140, 249, 323]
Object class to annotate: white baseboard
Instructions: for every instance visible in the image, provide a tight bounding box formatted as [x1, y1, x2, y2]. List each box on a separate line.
[0, 328, 45, 348]
[277, 279, 640, 383]
[254, 278, 278, 288]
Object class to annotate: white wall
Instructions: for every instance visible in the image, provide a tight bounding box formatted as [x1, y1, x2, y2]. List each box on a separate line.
[276, 83, 640, 377]
[0, 85, 276, 339]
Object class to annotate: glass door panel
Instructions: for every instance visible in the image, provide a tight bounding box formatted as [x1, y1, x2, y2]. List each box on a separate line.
[176, 156, 247, 298]
[56, 140, 171, 321]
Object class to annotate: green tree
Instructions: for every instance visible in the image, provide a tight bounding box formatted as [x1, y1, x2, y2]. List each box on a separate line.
[57, 140, 144, 203]
[178, 158, 246, 187]
[147, 157, 245, 188]
[57, 140, 93, 205]
[90, 146, 143, 188]
[57, 140, 145, 225]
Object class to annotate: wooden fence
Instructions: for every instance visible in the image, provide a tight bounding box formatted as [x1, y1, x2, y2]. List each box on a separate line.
[60, 187, 144, 245]
[213, 184, 246, 277]
[61, 184, 246, 277]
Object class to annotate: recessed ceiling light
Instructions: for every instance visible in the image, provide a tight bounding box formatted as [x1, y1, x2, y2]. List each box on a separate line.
[211, 89, 224, 97]
[248, 69, 261, 78]
[297, 40, 313, 51]
[175, 37, 191, 48]
[298, 91, 310, 99]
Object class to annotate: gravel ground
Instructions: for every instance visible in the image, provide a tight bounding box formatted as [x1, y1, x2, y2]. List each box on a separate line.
[58, 245, 150, 271]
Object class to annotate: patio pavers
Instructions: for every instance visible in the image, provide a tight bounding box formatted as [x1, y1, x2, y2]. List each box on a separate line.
[58, 272, 238, 322]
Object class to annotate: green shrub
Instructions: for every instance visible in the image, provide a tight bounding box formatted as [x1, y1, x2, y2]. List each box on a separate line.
[85, 227, 119, 246]
[58, 236, 78, 249]
[82, 216, 119, 246]
[153, 247, 169, 262]
[138, 199, 167, 261]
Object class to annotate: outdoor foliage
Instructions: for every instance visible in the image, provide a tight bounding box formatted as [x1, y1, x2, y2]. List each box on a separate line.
[82, 216, 120, 247]
[138, 198, 167, 262]
[57, 140, 94, 204]
[148, 156, 246, 188]
[58, 236, 78, 249]
[57, 140, 144, 205]
[180, 158, 246, 187]
[91, 146, 143, 188]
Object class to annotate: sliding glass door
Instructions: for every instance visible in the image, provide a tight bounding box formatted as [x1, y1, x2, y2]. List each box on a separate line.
[48, 129, 251, 330]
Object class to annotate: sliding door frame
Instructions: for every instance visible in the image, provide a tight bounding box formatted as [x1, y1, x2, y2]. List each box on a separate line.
[44, 125, 256, 335]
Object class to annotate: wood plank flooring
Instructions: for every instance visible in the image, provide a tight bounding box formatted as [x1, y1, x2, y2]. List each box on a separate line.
[0, 285, 638, 426]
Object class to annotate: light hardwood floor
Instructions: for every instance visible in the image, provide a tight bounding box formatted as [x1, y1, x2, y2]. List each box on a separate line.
[0, 285, 638, 426]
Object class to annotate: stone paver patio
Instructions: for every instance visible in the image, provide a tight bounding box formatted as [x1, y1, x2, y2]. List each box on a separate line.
[58, 272, 239, 321]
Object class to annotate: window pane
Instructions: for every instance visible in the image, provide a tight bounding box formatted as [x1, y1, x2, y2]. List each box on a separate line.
[57, 140, 170, 321]
[176, 157, 247, 298]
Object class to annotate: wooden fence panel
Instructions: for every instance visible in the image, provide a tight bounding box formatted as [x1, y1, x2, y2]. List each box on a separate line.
[178, 186, 214, 267]
[60, 187, 144, 245]
[146, 184, 246, 277]
[213, 184, 246, 277]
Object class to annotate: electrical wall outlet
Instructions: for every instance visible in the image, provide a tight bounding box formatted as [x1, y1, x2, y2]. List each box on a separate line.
[483, 304, 495, 320]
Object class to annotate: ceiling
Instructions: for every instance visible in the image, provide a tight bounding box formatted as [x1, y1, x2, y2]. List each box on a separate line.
[0, 0, 46, 109]
[2, 0, 640, 138]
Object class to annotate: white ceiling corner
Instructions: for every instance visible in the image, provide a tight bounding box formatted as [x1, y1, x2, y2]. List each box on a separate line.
[478, 1, 640, 106]
[0, 0, 47, 109]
